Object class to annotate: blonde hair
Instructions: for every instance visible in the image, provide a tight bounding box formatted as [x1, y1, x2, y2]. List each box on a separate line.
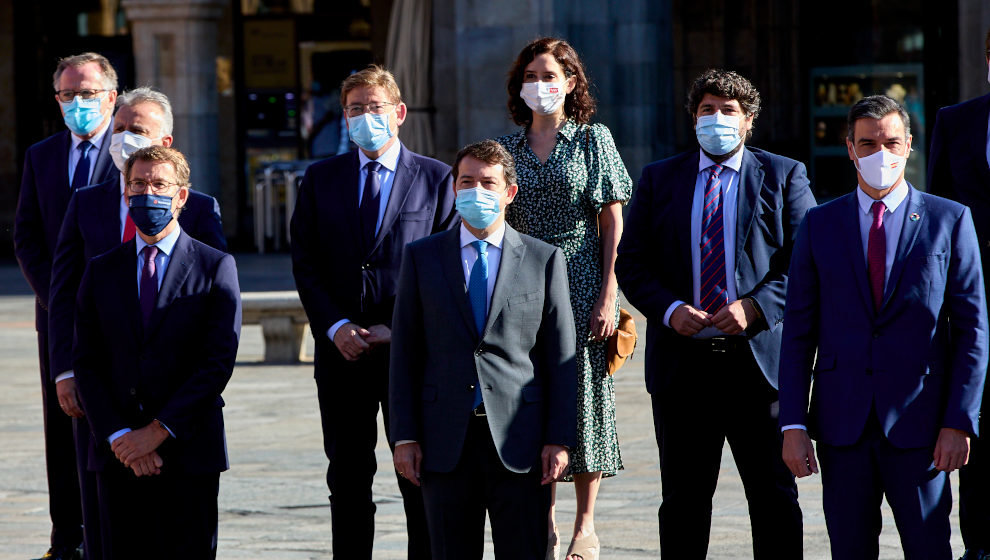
[339, 64, 402, 107]
[124, 145, 191, 187]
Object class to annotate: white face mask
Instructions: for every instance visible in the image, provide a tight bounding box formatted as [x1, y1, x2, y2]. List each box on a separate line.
[520, 81, 567, 115]
[854, 148, 907, 191]
[109, 131, 155, 172]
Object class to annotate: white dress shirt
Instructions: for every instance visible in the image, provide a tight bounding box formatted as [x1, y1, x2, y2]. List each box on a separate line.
[327, 141, 402, 341]
[782, 180, 909, 433]
[67, 119, 110, 187]
[663, 148, 744, 338]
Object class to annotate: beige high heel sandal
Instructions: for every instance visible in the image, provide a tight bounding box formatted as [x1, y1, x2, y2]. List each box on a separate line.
[565, 531, 599, 560]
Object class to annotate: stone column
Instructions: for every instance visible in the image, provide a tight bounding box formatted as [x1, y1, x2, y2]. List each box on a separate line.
[958, 1, 990, 102]
[122, 0, 225, 198]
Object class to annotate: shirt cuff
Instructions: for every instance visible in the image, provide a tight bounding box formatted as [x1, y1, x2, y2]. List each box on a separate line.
[395, 440, 417, 446]
[328, 319, 351, 342]
[663, 301, 686, 327]
[781, 424, 807, 433]
[155, 419, 176, 439]
[55, 371, 75, 383]
[108, 428, 132, 444]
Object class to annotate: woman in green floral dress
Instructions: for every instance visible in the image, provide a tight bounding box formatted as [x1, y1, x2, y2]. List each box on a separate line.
[497, 37, 633, 560]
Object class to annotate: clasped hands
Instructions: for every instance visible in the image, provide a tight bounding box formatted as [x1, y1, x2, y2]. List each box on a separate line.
[394, 442, 569, 487]
[334, 322, 391, 361]
[669, 299, 756, 336]
[111, 421, 170, 477]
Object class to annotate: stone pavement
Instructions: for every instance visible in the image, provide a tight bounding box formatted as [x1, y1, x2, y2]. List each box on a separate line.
[0, 255, 967, 559]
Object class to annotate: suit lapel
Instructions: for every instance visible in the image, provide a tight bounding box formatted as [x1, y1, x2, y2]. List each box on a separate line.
[439, 229, 478, 336]
[145, 231, 194, 339]
[881, 186, 925, 310]
[672, 154, 698, 293]
[484, 226, 526, 336]
[841, 193, 875, 314]
[118, 240, 144, 340]
[371, 142, 417, 255]
[91, 130, 115, 185]
[734, 149, 763, 266]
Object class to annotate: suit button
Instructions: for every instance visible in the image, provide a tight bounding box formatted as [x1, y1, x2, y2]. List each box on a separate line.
[468, 384, 475, 391]
[129, 388, 137, 395]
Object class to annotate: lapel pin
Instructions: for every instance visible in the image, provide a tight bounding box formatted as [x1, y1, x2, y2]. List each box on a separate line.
[909, 212, 920, 222]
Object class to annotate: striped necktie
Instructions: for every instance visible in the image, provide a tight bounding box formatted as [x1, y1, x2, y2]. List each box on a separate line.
[699, 164, 728, 314]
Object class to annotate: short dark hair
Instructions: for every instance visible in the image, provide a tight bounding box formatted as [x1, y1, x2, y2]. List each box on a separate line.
[686, 69, 761, 137]
[124, 145, 191, 186]
[846, 95, 911, 142]
[506, 37, 596, 126]
[453, 140, 517, 187]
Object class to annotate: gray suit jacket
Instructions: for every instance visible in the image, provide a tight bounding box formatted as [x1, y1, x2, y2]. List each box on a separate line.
[389, 224, 577, 474]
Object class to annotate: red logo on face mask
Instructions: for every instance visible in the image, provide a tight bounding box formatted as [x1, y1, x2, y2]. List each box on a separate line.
[548, 87, 559, 93]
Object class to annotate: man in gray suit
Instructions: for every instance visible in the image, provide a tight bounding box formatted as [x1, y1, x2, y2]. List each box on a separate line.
[390, 139, 577, 559]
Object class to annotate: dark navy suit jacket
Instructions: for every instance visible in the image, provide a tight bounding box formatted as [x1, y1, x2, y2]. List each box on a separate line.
[616, 147, 817, 394]
[14, 129, 116, 334]
[73, 231, 241, 473]
[48, 176, 227, 378]
[290, 143, 458, 373]
[779, 186, 988, 448]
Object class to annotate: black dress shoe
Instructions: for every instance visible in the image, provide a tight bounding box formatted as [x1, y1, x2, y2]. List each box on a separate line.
[32, 543, 83, 560]
[960, 550, 990, 560]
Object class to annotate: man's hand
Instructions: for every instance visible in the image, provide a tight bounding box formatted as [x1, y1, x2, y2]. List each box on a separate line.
[782, 429, 819, 477]
[55, 378, 85, 418]
[333, 322, 371, 361]
[112, 422, 170, 467]
[669, 304, 712, 336]
[711, 298, 758, 335]
[933, 427, 971, 472]
[129, 451, 163, 477]
[541, 444, 569, 485]
[393, 442, 422, 487]
[363, 324, 392, 348]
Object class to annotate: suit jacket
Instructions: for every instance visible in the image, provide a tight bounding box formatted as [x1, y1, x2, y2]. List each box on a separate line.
[14, 129, 116, 333]
[778, 186, 988, 448]
[928, 92, 990, 287]
[615, 147, 817, 394]
[388, 225, 577, 473]
[290, 142, 458, 372]
[73, 230, 241, 473]
[48, 177, 227, 378]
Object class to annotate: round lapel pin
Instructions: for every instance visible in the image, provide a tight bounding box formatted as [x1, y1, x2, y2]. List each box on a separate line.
[909, 212, 920, 222]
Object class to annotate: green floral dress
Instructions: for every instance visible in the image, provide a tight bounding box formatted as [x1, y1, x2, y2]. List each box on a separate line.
[497, 120, 632, 476]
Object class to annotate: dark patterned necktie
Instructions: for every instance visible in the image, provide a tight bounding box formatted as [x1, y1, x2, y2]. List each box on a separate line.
[360, 161, 381, 249]
[700, 164, 728, 313]
[71, 140, 93, 189]
[867, 201, 886, 311]
[140, 245, 158, 327]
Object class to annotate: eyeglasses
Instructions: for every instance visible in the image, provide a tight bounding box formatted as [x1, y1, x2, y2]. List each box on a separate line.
[55, 89, 109, 102]
[343, 102, 396, 118]
[126, 180, 183, 194]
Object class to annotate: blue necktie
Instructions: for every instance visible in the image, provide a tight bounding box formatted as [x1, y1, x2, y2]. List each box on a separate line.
[468, 240, 488, 409]
[699, 164, 728, 313]
[360, 161, 381, 249]
[71, 140, 93, 190]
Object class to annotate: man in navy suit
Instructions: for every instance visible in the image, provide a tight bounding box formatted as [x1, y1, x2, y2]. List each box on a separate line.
[73, 145, 241, 559]
[616, 68, 815, 558]
[290, 64, 457, 559]
[14, 52, 119, 560]
[389, 140, 576, 559]
[780, 95, 988, 559]
[927, 30, 990, 560]
[47, 86, 226, 560]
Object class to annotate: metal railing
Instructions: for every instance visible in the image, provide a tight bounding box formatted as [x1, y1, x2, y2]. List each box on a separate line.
[253, 160, 319, 253]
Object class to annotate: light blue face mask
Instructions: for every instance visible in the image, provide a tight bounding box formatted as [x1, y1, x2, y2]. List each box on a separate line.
[455, 187, 502, 229]
[695, 112, 742, 156]
[347, 112, 393, 152]
[60, 95, 106, 136]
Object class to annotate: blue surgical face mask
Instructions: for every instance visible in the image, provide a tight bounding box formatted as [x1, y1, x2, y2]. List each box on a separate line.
[128, 194, 175, 236]
[347, 111, 393, 152]
[60, 95, 106, 137]
[695, 112, 742, 156]
[455, 187, 502, 229]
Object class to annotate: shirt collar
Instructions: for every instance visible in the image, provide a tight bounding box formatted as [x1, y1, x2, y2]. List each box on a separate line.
[135, 224, 181, 257]
[70, 116, 111, 150]
[459, 222, 506, 250]
[856, 181, 909, 215]
[698, 147, 744, 174]
[556, 119, 579, 142]
[357, 139, 401, 173]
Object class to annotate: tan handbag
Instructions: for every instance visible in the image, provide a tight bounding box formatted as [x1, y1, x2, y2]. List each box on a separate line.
[607, 307, 637, 375]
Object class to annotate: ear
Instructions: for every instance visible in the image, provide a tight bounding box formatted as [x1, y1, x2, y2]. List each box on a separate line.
[394, 102, 407, 127]
[504, 183, 519, 205]
[904, 134, 913, 159]
[161, 136, 174, 147]
[846, 138, 858, 163]
[106, 90, 118, 109]
[565, 74, 577, 94]
[175, 187, 189, 209]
